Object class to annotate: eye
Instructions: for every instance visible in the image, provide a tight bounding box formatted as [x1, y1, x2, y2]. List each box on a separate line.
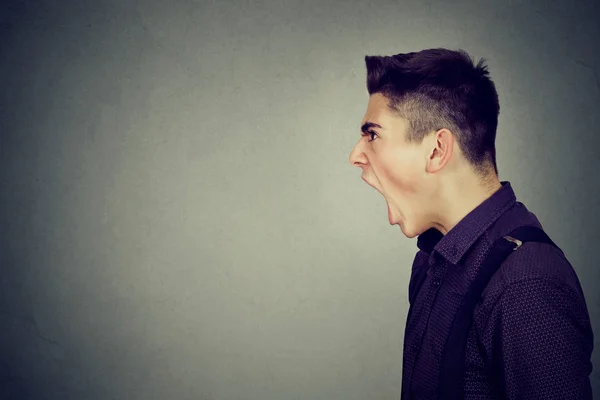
[367, 130, 378, 142]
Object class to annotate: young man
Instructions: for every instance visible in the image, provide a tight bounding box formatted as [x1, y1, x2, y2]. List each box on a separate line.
[349, 49, 594, 399]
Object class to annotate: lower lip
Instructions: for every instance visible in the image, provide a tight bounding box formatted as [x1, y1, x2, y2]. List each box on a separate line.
[387, 203, 393, 224]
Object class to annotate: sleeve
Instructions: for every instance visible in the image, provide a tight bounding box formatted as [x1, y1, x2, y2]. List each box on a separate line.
[485, 278, 594, 400]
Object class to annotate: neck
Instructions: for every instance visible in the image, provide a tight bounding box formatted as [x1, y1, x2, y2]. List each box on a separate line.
[432, 173, 502, 235]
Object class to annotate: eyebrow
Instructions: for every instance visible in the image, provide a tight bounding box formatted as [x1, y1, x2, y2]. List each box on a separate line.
[361, 122, 383, 134]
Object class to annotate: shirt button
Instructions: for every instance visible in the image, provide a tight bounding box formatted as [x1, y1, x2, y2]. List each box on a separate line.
[432, 279, 441, 288]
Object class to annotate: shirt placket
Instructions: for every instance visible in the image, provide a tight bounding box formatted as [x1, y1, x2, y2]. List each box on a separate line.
[404, 257, 448, 397]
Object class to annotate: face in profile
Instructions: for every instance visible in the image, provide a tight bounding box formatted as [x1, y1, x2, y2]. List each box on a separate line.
[349, 93, 436, 238]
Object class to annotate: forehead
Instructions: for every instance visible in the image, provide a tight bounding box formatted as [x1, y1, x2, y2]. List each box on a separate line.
[361, 93, 409, 131]
[361, 93, 391, 124]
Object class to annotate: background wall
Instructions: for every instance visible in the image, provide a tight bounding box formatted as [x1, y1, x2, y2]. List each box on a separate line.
[1, 0, 599, 399]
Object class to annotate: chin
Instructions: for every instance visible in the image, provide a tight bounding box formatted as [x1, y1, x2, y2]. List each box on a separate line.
[397, 221, 424, 239]
[400, 229, 419, 239]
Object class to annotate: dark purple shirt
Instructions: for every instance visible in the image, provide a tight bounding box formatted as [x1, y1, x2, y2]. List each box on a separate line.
[401, 181, 594, 399]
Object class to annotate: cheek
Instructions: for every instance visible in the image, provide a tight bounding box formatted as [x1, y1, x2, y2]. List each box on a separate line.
[379, 156, 421, 195]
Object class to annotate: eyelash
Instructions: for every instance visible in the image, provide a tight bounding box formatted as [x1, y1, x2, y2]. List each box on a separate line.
[367, 130, 377, 142]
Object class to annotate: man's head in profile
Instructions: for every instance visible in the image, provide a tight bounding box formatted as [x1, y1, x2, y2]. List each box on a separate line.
[349, 49, 502, 238]
[352, 50, 594, 400]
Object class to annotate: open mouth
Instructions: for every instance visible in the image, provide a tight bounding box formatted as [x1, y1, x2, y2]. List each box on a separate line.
[361, 177, 382, 194]
[361, 177, 394, 224]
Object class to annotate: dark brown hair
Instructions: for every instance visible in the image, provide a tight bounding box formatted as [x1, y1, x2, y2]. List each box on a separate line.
[365, 48, 500, 175]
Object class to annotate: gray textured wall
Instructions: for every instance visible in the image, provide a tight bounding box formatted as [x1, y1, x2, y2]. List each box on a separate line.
[1, 0, 599, 399]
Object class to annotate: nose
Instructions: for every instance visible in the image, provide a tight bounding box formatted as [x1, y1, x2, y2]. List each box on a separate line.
[349, 139, 367, 168]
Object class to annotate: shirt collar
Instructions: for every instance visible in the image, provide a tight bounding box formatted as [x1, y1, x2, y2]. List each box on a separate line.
[416, 181, 517, 265]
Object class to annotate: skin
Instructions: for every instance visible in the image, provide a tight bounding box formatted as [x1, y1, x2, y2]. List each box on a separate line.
[349, 93, 502, 238]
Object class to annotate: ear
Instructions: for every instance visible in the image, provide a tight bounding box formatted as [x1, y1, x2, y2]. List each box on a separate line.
[426, 128, 454, 173]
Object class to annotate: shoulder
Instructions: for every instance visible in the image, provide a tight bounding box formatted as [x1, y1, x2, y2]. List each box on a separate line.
[476, 240, 588, 321]
[472, 243, 594, 359]
[477, 202, 583, 306]
[499, 241, 576, 284]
